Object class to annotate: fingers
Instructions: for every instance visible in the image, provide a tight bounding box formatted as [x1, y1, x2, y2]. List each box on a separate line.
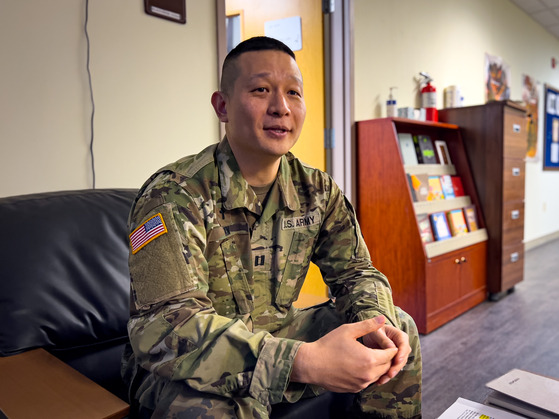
[364, 327, 396, 349]
[349, 316, 386, 339]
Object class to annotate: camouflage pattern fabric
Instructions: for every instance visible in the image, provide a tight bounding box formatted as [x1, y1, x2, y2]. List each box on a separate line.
[123, 138, 421, 418]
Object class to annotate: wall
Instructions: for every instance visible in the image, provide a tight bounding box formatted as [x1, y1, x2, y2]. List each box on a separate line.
[2, 0, 558, 245]
[354, 0, 559, 245]
[0, 0, 219, 198]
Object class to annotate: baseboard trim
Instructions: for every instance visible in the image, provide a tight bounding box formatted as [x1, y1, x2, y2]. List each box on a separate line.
[524, 230, 559, 251]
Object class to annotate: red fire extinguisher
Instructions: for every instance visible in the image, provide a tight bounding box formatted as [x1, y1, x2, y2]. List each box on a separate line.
[420, 72, 438, 122]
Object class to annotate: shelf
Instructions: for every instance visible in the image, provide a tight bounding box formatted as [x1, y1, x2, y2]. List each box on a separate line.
[356, 117, 488, 333]
[425, 228, 488, 258]
[414, 196, 472, 215]
[405, 164, 456, 176]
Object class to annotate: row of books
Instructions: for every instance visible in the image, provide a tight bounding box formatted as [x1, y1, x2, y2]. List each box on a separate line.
[417, 205, 479, 243]
[398, 133, 452, 166]
[408, 173, 464, 202]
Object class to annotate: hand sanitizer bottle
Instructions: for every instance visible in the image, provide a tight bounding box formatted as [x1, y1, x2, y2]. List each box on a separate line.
[386, 87, 397, 117]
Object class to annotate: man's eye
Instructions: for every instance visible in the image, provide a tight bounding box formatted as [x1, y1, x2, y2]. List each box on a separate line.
[289, 90, 302, 97]
[253, 87, 267, 93]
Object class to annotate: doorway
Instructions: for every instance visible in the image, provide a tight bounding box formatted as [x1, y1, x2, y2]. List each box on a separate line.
[215, 0, 354, 304]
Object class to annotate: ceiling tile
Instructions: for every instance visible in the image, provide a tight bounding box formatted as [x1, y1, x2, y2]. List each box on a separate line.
[541, 0, 559, 8]
[531, 9, 559, 25]
[511, 0, 547, 13]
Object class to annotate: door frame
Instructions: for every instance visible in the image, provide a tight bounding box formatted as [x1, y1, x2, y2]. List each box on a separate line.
[215, 0, 355, 202]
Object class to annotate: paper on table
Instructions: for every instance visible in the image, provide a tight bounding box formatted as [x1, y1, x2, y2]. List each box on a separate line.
[438, 397, 525, 419]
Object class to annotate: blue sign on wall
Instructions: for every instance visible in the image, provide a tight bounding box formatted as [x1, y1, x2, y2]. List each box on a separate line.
[544, 84, 559, 170]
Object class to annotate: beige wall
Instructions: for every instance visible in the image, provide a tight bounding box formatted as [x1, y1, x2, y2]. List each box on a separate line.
[354, 0, 559, 244]
[0, 0, 219, 197]
[2, 0, 558, 244]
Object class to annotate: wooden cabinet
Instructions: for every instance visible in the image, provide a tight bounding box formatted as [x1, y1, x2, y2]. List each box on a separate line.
[439, 101, 526, 298]
[356, 118, 488, 334]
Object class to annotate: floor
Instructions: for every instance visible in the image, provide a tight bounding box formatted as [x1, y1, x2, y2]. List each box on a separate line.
[419, 238, 559, 418]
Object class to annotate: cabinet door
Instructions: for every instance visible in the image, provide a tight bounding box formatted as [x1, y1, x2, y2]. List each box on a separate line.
[425, 253, 462, 315]
[502, 158, 525, 202]
[458, 243, 487, 296]
[504, 109, 527, 158]
[425, 243, 486, 332]
[502, 242, 524, 290]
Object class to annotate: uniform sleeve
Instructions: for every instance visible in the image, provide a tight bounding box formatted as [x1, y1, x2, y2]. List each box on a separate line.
[311, 179, 401, 328]
[127, 176, 301, 407]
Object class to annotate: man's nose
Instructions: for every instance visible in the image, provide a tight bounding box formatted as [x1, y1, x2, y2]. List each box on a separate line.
[268, 92, 290, 116]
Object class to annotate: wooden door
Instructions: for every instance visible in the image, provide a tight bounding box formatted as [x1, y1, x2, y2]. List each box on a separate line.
[225, 0, 328, 303]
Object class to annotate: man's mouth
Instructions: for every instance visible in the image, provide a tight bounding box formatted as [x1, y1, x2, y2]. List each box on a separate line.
[265, 126, 290, 134]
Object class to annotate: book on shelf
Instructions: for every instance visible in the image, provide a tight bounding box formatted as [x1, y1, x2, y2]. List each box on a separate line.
[407, 173, 429, 202]
[412, 134, 437, 164]
[447, 209, 468, 236]
[416, 214, 434, 243]
[440, 175, 456, 199]
[427, 176, 445, 200]
[434, 140, 453, 164]
[463, 205, 479, 231]
[430, 212, 452, 241]
[485, 369, 559, 418]
[451, 175, 465, 197]
[397, 133, 419, 165]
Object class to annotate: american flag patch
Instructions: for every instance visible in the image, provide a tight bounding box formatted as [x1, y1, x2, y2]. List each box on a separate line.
[129, 213, 168, 254]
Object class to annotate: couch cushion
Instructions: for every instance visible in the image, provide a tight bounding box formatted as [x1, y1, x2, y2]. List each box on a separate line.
[0, 189, 137, 356]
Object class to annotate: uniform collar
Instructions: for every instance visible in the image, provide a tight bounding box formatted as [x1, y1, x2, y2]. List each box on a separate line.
[217, 138, 300, 213]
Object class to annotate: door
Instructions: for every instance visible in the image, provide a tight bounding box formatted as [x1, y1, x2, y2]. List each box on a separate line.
[224, 0, 328, 303]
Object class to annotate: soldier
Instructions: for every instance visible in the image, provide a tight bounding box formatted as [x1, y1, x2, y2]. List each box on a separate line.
[122, 36, 421, 418]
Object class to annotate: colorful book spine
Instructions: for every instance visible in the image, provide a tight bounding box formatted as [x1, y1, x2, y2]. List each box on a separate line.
[447, 209, 469, 236]
[430, 212, 452, 241]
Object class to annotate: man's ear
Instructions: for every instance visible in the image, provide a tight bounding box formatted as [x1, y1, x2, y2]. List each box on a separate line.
[211, 91, 229, 123]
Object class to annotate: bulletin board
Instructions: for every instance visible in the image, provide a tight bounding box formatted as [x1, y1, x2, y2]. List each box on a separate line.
[543, 84, 559, 170]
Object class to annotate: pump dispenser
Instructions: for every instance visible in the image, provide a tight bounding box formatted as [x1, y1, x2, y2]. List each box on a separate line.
[386, 87, 397, 117]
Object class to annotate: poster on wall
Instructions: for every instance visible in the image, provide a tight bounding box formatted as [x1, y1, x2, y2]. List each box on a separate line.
[543, 84, 559, 170]
[485, 53, 511, 102]
[522, 74, 540, 161]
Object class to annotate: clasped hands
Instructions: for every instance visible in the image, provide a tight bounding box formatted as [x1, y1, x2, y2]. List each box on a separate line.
[290, 315, 411, 393]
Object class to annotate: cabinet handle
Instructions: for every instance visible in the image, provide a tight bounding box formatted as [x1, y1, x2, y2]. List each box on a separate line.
[513, 124, 521, 133]
[512, 167, 521, 176]
[510, 252, 519, 263]
[454, 258, 461, 264]
[511, 210, 520, 220]
[461, 257, 467, 263]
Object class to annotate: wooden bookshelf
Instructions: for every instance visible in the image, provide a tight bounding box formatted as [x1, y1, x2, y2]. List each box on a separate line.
[356, 117, 488, 333]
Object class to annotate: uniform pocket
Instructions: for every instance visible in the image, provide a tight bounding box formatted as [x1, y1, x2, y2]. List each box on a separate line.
[220, 235, 254, 314]
[275, 229, 317, 308]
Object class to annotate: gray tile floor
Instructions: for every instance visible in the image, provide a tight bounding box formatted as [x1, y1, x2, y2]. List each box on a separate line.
[419, 239, 559, 418]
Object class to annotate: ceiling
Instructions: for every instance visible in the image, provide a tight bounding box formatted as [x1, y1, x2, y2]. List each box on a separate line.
[510, 0, 559, 39]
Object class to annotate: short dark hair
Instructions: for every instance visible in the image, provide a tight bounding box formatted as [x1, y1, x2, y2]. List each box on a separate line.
[220, 36, 296, 94]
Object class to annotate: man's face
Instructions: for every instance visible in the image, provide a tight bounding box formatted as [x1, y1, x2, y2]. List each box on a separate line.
[221, 50, 306, 161]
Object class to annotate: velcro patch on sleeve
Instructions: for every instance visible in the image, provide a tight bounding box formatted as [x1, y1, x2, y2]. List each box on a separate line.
[129, 213, 168, 254]
[129, 203, 197, 310]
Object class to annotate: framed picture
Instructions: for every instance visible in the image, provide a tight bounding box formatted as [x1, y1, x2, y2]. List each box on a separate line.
[543, 84, 559, 170]
[434, 140, 452, 165]
[145, 0, 186, 24]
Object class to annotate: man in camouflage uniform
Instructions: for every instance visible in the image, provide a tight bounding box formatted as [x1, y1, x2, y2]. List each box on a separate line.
[122, 36, 421, 418]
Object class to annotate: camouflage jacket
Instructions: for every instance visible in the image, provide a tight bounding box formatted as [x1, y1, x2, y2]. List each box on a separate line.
[126, 138, 398, 408]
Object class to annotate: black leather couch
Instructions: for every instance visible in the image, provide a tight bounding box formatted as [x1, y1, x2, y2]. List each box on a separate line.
[0, 189, 353, 418]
